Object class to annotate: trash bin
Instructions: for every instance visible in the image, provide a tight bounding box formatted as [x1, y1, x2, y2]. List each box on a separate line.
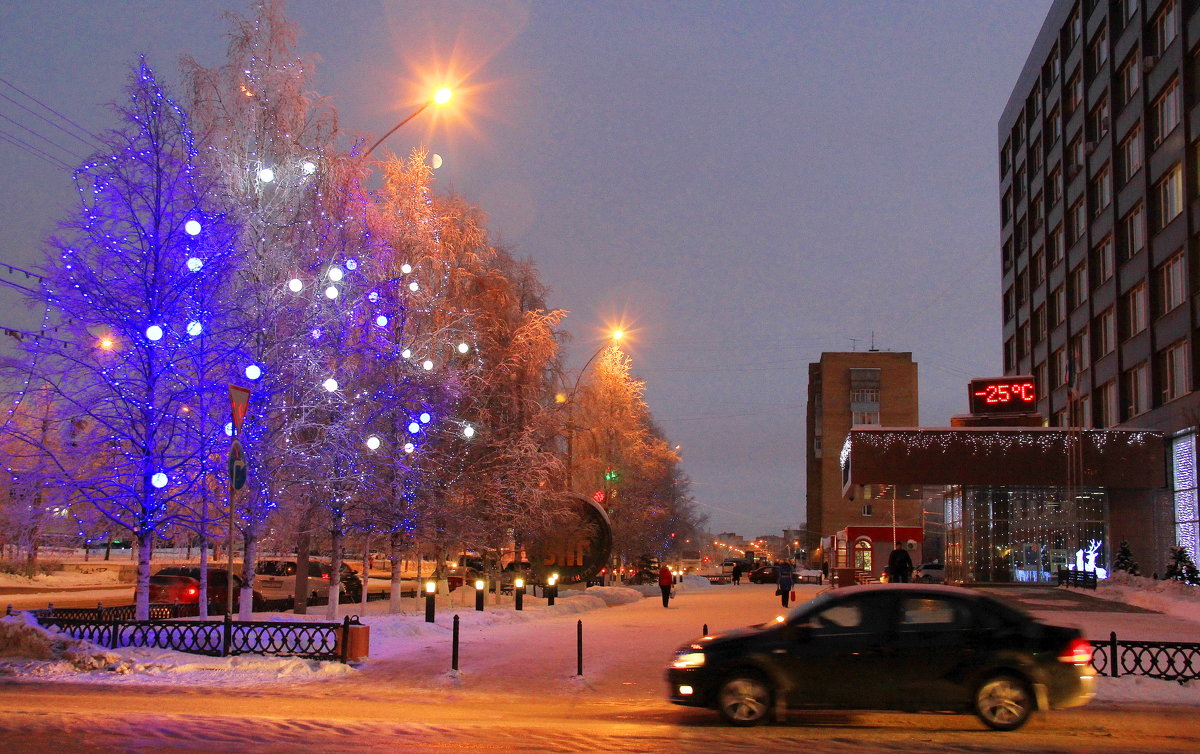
[834, 568, 858, 588]
[336, 623, 370, 662]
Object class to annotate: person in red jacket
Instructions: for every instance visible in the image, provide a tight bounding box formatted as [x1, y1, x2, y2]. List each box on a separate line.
[658, 564, 673, 608]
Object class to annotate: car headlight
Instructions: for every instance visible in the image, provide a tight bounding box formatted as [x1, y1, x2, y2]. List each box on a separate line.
[672, 651, 706, 669]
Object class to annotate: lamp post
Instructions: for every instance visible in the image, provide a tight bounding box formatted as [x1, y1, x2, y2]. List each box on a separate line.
[363, 87, 453, 159]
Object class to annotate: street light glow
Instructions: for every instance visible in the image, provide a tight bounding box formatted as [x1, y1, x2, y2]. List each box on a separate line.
[434, 87, 453, 105]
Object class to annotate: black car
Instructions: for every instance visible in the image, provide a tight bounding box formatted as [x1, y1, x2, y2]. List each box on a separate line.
[748, 565, 779, 584]
[666, 584, 1095, 730]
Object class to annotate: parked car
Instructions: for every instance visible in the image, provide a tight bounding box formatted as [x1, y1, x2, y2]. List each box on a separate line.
[914, 561, 946, 584]
[149, 567, 262, 610]
[747, 565, 780, 584]
[666, 584, 1095, 730]
[254, 560, 362, 605]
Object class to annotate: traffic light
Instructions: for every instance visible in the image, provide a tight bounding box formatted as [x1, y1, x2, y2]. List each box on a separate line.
[604, 468, 619, 482]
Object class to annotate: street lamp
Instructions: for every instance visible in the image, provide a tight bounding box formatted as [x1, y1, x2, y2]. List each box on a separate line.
[363, 87, 453, 159]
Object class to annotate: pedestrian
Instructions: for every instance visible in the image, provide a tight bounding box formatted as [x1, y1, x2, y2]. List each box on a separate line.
[731, 562, 743, 586]
[776, 560, 794, 608]
[658, 563, 673, 607]
[887, 541, 913, 583]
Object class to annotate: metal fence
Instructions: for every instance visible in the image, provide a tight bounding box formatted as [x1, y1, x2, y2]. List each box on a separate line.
[1057, 569, 1098, 589]
[10, 605, 360, 662]
[1090, 632, 1200, 683]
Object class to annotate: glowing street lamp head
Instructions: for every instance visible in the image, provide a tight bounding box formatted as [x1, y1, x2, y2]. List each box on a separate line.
[256, 167, 275, 183]
[612, 330, 624, 341]
[98, 337, 114, 351]
[434, 87, 453, 105]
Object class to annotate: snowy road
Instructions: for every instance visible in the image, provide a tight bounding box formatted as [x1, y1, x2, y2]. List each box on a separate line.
[3, 583, 1200, 752]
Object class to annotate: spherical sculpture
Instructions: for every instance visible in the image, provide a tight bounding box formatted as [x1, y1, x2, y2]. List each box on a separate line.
[151, 472, 168, 489]
[257, 167, 275, 183]
[288, 278, 303, 293]
[245, 364, 262, 380]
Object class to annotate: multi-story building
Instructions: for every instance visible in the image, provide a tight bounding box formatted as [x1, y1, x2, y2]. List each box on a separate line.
[1000, 0, 1200, 432]
[1000, 0, 1193, 566]
[804, 351, 919, 561]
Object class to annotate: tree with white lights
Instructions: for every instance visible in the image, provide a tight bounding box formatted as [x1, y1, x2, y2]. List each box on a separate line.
[184, 0, 339, 617]
[7, 61, 237, 619]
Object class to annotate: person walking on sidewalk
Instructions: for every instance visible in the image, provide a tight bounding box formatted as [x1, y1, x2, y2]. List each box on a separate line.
[887, 541, 913, 583]
[731, 562, 743, 586]
[776, 561, 795, 608]
[658, 564, 674, 607]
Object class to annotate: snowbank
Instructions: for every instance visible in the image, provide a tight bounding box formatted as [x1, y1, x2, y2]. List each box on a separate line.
[0, 613, 127, 672]
[582, 586, 643, 605]
[1092, 573, 1200, 626]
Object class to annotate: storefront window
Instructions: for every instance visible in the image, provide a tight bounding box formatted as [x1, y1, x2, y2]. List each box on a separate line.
[853, 539, 873, 571]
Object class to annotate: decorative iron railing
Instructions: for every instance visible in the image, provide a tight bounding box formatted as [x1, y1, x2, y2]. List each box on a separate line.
[8, 606, 359, 662]
[1090, 632, 1200, 683]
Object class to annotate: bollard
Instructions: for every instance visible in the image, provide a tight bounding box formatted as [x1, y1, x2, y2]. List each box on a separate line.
[703, 623, 708, 636]
[452, 614, 460, 671]
[577, 619, 583, 676]
[547, 584, 556, 607]
[424, 581, 436, 623]
[515, 578, 524, 611]
[1110, 631, 1119, 678]
[474, 580, 485, 612]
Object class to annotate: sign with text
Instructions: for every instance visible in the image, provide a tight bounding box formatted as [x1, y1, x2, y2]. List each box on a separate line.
[968, 375, 1037, 416]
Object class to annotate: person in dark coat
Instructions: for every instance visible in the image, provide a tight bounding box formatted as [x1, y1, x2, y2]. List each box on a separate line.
[776, 561, 795, 607]
[658, 564, 673, 607]
[731, 562, 743, 586]
[887, 542, 913, 583]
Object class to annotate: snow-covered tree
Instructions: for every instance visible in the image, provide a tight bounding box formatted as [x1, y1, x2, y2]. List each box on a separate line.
[1113, 540, 1141, 577]
[8, 60, 237, 619]
[1164, 545, 1200, 586]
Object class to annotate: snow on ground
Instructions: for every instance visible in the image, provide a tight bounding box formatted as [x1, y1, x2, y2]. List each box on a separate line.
[0, 569, 126, 588]
[1093, 572, 1200, 625]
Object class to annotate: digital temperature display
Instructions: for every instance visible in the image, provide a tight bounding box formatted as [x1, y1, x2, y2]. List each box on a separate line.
[969, 376, 1037, 415]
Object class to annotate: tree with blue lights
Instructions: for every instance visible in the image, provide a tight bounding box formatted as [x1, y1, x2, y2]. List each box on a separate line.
[9, 60, 237, 619]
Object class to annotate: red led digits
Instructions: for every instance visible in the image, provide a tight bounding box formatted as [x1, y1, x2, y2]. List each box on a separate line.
[969, 377, 1038, 415]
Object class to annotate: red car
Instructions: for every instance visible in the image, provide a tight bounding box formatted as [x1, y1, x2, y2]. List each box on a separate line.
[149, 567, 263, 610]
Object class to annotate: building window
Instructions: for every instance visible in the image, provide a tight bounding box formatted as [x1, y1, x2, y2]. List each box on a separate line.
[1125, 362, 1151, 416]
[1019, 321, 1031, 358]
[1162, 340, 1190, 402]
[1046, 104, 1062, 144]
[1030, 191, 1044, 229]
[1117, 0, 1137, 27]
[1153, 0, 1178, 56]
[861, 505, 873, 517]
[1155, 164, 1183, 230]
[1123, 282, 1149, 337]
[1089, 97, 1110, 142]
[1074, 393, 1092, 428]
[1003, 285, 1015, 320]
[1000, 140, 1011, 177]
[1119, 203, 1145, 260]
[1002, 188, 1013, 225]
[1117, 52, 1140, 107]
[1097, 306, 1117, 355]
[1048, 165, 1063, 206]
[1152, 79, 1181, 147]
[1068, 198, 1087, 244]
[1033, 304, 1047, 343]
[1049, 223, 1065, 265]
[1030, 136, 1043, 176]
[1031, 248, 1045, 287]
[1066, 5, 1082, 49]
[1158, 252, 1186, 314]
[1070, 262, 1089, 308]
[1090, 164, 1112, 214]
[1070, 328, 1090, 372]
[850, 388, 879, 403]
[851, 411, 880, 426]
[1098, 379, 1119, 426]
[1017, 269, 1029, 304]
[1052, 346, 1069, 387]
[1044, 44, 1060, 85]
[1068, 132, 1085, 170]
[1118, 125, 1142, 184]
[1093, 235, 1114, 283]
[1014, 166, 1025, 203]
[1005, 337, 1016, 371]
[1066, 68, 1083, 116]
[1089, 25, 1108, 75]
[1035, 361, 1048, 394]
[1051, 284, 1067, 325]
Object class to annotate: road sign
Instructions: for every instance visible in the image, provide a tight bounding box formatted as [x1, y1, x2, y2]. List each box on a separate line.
[229, 385, 251, 434]
[228, 439, 247, 490]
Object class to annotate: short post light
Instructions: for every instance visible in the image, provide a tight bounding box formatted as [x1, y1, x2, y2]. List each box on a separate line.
[424, 579, 437, 623]
[474, 578, 486, 612]
[514, 577, 525, 611]
[548, 573, 559, 607]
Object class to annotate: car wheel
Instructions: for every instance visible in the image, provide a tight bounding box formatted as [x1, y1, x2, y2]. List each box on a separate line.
[716, 671, 774, 726]
[974, 674, 1034, 731]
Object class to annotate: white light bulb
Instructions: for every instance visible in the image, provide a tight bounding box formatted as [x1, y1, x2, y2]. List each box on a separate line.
[301, 160, 316, 175]
[186, 321, 203, 337]
[323, 378, 338, 392]
[346, 260, 358, 271]
[245, 364, 262, 380]
[224, 422, 234, 437]
[328, 267, 344, 282]
[376, 315, 389, 327]
[419, 412, 431, 423]
[457, 342, 469, 354]
[257, 167, 275, 183]
[187, 257, 203, 272]
[403, 442, 415, 454]
[325, 286, 339, 299]
[408, 281, 420, 292]
[401, 349, 412, 359]
[184, 220, 202, 236]
[400, 263, 412, 274]
[151, 472, 168, 489]
[145, 325, 163, 341]
[422, 359, 433, 371]
[408, 422, 421, 434]
[365, 435, 381, 450]
[368, 291, 379, 302]
[288, 278, 303, 292]
[463, 424, 476, 439]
